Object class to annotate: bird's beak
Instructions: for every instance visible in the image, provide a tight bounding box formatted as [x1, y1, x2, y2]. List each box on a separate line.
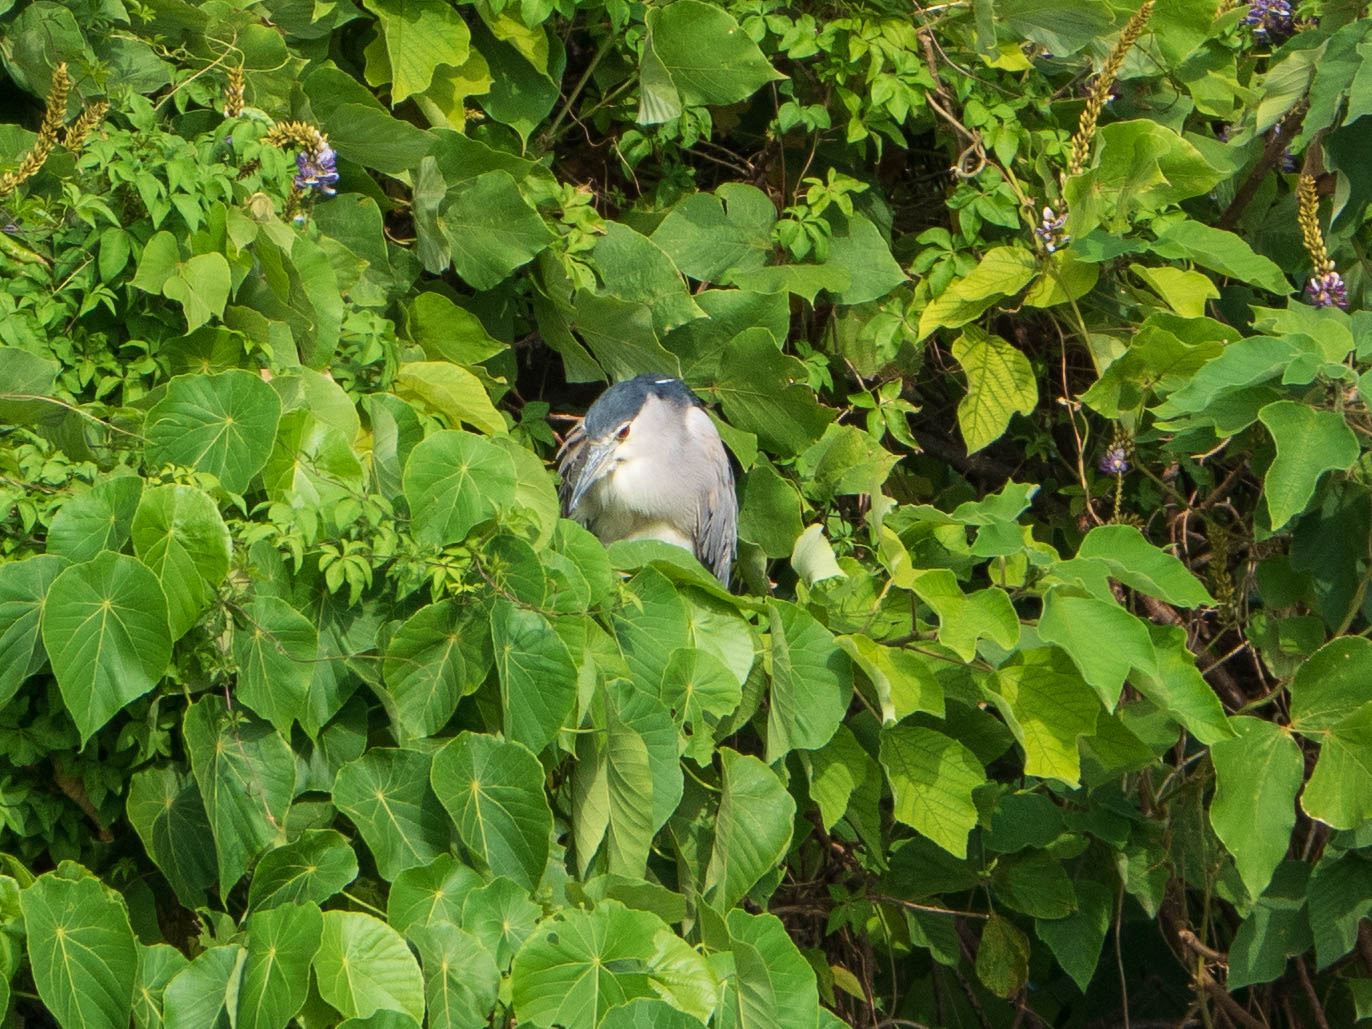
[566, 439, 617, 514]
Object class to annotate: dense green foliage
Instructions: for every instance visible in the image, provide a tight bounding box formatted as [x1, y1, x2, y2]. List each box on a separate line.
[3, 0, 1372, 1025]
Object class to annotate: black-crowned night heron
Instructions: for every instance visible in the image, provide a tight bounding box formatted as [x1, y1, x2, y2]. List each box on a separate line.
[557, 374, 737, 584]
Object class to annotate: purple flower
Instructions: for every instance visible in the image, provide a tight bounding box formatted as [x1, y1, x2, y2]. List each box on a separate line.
[1034, 205, 1070, 254]
[1305, 269, 1349, 309]
[1242, 0, 1294, 42]
[293, 144, 339, 196]
[1099, 447, 1130, 475]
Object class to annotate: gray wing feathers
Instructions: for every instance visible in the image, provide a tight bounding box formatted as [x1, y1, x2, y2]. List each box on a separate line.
[697, 457, 737, 584]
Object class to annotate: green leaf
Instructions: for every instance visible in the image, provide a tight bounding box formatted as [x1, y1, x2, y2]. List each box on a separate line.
[387, 854, 482, 934]
[711, 329, 834, 457]
[363, 0, 470, 102]
[1209, 717, 1304, 901]
[613, 567, 690, 692]
[134, 942, 189, 1029]
[640, 0, 779, 123]
[1037, 592, 1155, 708]
[492, 597, 578, 755]
[403, 430, 517, 545]
[1075, 525, 1216, 607]
[951, 326, 1037, 454]
[1035, 880, 1112, 993]
[431, 732, 552, 891]
[394, 362, 506, 436]
[1258, 400, 1359, 530]
[1065, 120, 1224, 235]
[22, 870, 138, 1029]
[511, 900, 717, 1027]
[237, 901, 323, 1029]
[917, 247, 1038, 340]
[765, 599, 850, 760]
[1299, 703, 1372, 830]
[821, 211, 907, 306]
[42, 552, 171, 744]
[261, 410, 365, 510]
[440, 170, 555, 289]
[590, 222, 705, 335]
[314, 911, 425, 1025]
[909, 569, 1019, 662]
[660, 648, 744, 764]
[1130, 264, 1219, 318]
[703, 749, 795, 911]
[988, 648, 1101, 786]
[144, 371, 282, 493]
[602, 1000, 706, 1029]
[162, 253, 231, 333]
[162, 944, 245, 1029]
[333, 748, 449, 881]
[0, 554, 67, 706]
[991, 850, 1075, 918]
[461, 876, 542, 967]
[650, 185, 776, 282]
[184, 699, 294, 897]
[126, 767, 217, 909]
[1307, 848, 1372, 968]
[409, 923, 499, 1029]
[382, 601, 469, 737]
[975, 914, 1030, 998]
[804, 724, 882, 833]
[573, 292, 680, 382]
[573, 687, 656, 880]
[879, 724, 985, 858]
[248, 830, 359, 913]
[47, 477, 143, 564]
[715, 909, 820, 1029]
[1289, 637, 1372, 732]
[232, 596, 317, 738]
[1151, 219, 1292, 295]
[0, 347, 59, 423]
[1227, 862, 1314, 989]
[130, 484, 230, 640]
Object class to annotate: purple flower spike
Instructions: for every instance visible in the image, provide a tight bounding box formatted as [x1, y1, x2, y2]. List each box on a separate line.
[1242, 0, 1294, 42]
[293, 144, 340, 197]
[1305, 269, 1349, 309]
[1099, 447, 1130, 476]
[1034, 205, 1070, 254]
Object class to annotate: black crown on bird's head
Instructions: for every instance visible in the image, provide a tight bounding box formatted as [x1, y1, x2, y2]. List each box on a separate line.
[582, 373, 703, 439]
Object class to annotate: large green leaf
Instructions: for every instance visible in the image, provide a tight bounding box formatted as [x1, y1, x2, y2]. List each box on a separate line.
[162, 945, 245, 1029]
[590, 222, 704, 335]
[987, 648, 1101, 786]
[1227, 862, 1313, 990]
[439, 170, 555, 289]
[333, 748, 449, 881]
[237, 901, 323, 1029]
[403, 430, 517, 545]
[1257, 400, 1359, 530]
[130, 484, 230, 640]
[184, 698, 295, 897]
[1300, 703, 1372, 830]
[41, 552, 171, 743]
[511, 900, 718, 1027]
[144, 371, 282, 493]
[22, 870, 138, 1029]
[409, 922, 499, 1029]
[650, 185, 776, 282]
[703, 749, 795, 911]
[46, 477, 143, 564]
[248, 830, 359, 913]
[0, 554, 67, 706]
[710, 329, 833, 457]
[879, 724, 985, 859]
[492, 597, 578, 755]
[314, 911, 425, 1025]
[1075, 525, 1215, 607]
[431, 732, 552, 891]
[394, 362, 506, 436]
[232, 595, 318, 737]
[1307, 848, 1372, 968]
[714, 909, 819, 1029]
[382, 601, 469, 737]
[909, 569, 1019, 662]
[133, 942, 189, 1029]
[1209, 717, 1304, 901]
[951, 326, 1037, 455]
[126, 767, 217, 909]
[1037, 592, 1154, 709]
[461, 876, 543, 967]
[387, 854, 482, 933]
[765, 599, 850, 761]
[640, 0, 779, 123]
[363, 0, 470, 102]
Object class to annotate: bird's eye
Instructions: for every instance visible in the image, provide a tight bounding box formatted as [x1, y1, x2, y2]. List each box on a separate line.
[616, 423, 631, 441]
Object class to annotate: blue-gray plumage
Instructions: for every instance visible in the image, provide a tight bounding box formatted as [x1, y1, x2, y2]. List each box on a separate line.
[557, 374, 737, 584]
